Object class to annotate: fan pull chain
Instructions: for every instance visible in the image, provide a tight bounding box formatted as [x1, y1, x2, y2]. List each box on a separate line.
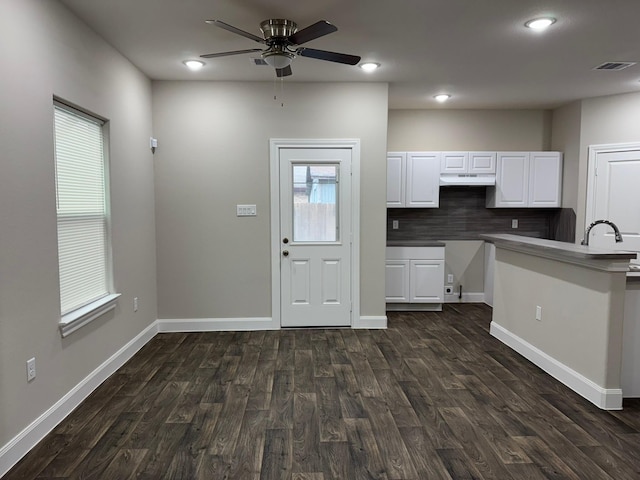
[280, 77, 285, 107]
[273, 76, 285, 107]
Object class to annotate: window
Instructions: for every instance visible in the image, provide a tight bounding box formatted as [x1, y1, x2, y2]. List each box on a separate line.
[292, 164, 339, 242]
[53, 101, 118, 336]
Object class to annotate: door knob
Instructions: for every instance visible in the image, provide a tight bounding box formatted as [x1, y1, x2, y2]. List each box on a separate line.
[283, 237, 289, 244]
[282, 250, 289, 257]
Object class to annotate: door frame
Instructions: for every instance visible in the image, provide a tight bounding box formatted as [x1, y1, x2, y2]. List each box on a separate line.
[270, 138, 361, 328]
[586, 142, 640, 230]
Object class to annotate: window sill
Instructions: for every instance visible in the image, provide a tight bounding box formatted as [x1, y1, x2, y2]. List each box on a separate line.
[59, 293, 121, 338]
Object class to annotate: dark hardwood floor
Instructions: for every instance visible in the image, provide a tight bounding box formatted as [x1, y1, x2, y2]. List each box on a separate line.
[5, 304, 640, 479]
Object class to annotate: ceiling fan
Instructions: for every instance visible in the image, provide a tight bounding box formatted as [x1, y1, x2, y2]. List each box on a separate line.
[200, 19, 361, 77]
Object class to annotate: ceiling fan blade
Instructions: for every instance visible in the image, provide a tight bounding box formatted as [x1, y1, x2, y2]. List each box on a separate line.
[297, 48, 361, 65]
[200, 48, 263, 59]
[276, 65, 293, 77]
[288, 20, 337, 45]
[205, 19, 265, 44]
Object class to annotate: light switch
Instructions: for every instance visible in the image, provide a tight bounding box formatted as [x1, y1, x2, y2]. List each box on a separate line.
[511, 219, 518, 229]
[237, 204, 257, 216]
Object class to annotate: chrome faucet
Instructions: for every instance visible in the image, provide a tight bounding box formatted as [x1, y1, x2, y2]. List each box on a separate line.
[580, 219, 623, 246]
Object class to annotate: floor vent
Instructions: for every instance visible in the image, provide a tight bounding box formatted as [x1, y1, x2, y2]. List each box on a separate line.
[593, 61, 636, 71]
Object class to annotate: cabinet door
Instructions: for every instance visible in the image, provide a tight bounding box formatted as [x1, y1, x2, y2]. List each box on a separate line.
[409, 260, 444, 303]
[386, 152, 406, 207]
[469, 151, 497, 174]
[385, 260, 410, 302]
[406, 152, 440, 208]
[529, 152, 562, 207]
[440, 152, 468, 173]
[492, 152, 529, 207]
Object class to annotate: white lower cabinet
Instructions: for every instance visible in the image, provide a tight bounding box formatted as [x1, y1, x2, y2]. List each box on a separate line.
[384, 260, 410, 302]
[410, 260, 445, 302]
[386, 246, 445, 310]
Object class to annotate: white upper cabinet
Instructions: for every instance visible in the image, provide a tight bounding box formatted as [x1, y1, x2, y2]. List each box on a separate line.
[489, 152, 530, 207]
[468, 151, 497, 174]
[406, 152, 440, 208]
[386, 152, 406, 207]
[387, 151, 440, 208]
[441, 151, 496, 174]
[440, 152, 468, 173]
[486, 151, 562, 208]
[529, 152, 563, 207]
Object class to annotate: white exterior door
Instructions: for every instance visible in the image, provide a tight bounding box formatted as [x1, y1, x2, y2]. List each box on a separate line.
[588, 145, 640, 264]
[278, 147, 352, 327]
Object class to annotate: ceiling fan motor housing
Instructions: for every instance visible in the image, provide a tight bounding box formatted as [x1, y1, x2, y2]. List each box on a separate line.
[260, 19, 298, 42]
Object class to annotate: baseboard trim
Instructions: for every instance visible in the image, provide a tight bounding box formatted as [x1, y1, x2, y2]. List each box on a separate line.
[386, 303, 442, 312]
[0, 322, 158, 478]
[353, 316, 387, 329]
[157, 317, 279, 332]
[445, 292, 485, 303]
[490, 321, 623, 410]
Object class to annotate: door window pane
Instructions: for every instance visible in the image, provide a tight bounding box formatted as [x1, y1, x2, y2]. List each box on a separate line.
[292, 164, 338, 242]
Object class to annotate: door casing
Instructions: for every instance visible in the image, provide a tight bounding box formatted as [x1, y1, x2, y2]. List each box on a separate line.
[270, 138, 360, 328]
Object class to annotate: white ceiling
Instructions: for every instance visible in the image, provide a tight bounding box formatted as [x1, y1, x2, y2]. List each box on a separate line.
[59, 0, 640, 109]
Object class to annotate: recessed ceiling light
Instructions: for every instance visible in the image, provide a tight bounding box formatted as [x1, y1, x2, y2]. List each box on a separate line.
[525, 17, 556, 31]
[183, 60, 205, 71]
[434, 94, 451, 103]
[360, 62, 380, 72]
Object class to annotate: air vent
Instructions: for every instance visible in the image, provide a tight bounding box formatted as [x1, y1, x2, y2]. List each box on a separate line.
[593, 62, 636, 71]
[252, 58, 268, 66]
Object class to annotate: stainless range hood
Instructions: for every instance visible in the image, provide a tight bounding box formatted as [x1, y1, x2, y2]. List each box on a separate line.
[439, 174, 496, 186]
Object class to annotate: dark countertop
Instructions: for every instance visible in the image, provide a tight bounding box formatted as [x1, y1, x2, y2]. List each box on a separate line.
[387, 240, 446, 247]
[481, 233, 636, 273]
[481, 233, 636, 260]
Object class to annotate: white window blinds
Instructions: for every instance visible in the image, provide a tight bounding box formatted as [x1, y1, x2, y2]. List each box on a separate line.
[54, 104, 110, 315]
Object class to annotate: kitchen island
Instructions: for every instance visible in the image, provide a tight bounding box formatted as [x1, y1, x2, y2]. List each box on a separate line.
[481, 234, 636, 410]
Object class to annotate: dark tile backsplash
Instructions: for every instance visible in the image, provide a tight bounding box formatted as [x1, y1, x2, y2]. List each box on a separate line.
[387, 187, 576, 242]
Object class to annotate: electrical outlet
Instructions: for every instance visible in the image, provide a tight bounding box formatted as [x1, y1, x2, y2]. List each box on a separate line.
[447, 274, 454, 284]
[133, 297, 139, 312]
[512, 219, 519, 229]
[536, 305, 542, 321]
[27, 358, 36, 382]
[392, 220, 399, 230]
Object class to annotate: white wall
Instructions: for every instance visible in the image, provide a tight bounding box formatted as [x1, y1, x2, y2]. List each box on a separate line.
[0, 0, 157, 458]
[152, 81, 389, 320]
[388, 109, 552, 151]
[550, 101, 582, 214]
[578, 92, 640, 239]
[493, 248, 626, 392]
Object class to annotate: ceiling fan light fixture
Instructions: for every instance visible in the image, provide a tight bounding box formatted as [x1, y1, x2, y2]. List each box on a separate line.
[183, 60, 205, 71]
[525, 17, 556, 31]
[434, 94, 451, 103]
[262, 51, 295, 69]
[360, 62, 380, 72]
